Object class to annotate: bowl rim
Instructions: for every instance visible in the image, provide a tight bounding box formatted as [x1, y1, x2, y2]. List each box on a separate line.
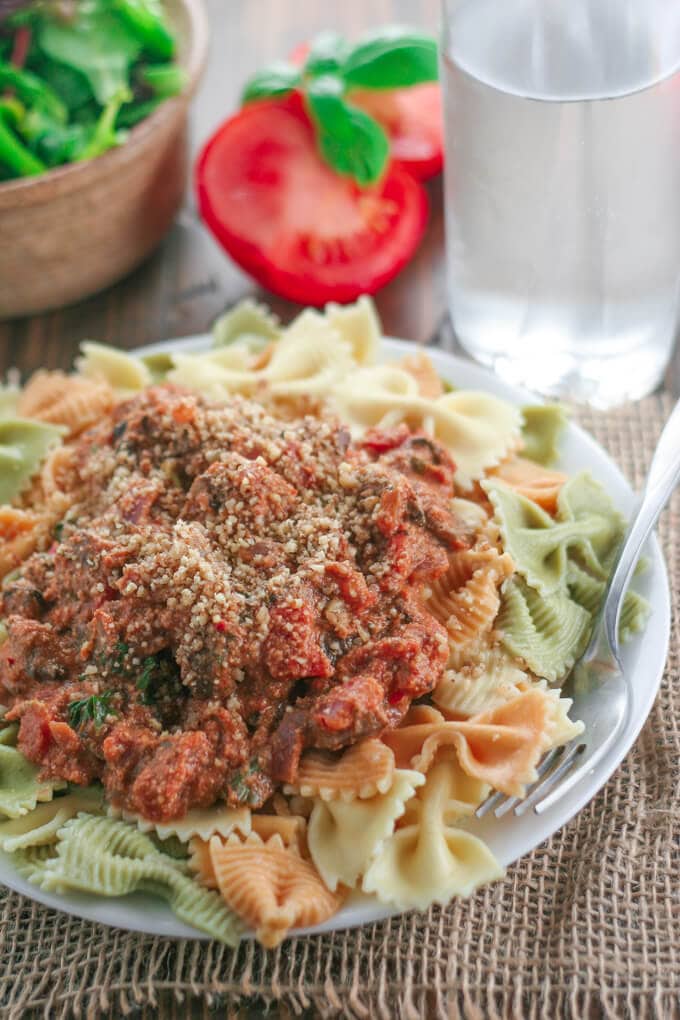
[0, 0, 209, 209]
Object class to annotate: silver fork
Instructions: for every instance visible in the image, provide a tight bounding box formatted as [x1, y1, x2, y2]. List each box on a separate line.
[477, 397, 680, 820]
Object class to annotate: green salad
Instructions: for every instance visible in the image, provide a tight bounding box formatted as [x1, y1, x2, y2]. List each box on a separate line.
[0, 0, 186, 180]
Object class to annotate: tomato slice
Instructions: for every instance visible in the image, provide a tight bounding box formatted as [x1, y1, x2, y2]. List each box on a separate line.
[195, 93, 429, 306]
[348, 84, 444, 181]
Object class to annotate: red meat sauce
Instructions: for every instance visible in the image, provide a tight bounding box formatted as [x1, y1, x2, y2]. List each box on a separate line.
[0, 387, 474, 822]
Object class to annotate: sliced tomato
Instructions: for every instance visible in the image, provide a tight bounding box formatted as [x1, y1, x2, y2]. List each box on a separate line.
[348, 84, 444, 181]
[195, 93, 429, 306]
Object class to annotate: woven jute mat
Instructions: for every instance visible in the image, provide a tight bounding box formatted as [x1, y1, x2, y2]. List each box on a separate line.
[1, 395, 679, 1020]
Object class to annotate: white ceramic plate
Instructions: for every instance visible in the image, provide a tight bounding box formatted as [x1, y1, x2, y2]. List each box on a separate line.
[0, 336, 670, 940]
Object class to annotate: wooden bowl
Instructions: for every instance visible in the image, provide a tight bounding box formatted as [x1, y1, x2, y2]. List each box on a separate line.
[0, 0, 209, 319]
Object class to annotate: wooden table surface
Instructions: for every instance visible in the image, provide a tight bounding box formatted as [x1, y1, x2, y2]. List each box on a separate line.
[0, 0, 450, 377]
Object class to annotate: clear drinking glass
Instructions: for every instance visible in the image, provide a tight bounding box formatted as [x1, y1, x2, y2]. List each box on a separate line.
[441, 0, 680, 407]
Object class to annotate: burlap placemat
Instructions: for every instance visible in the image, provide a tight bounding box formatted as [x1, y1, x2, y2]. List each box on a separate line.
[1, 395, 678, 1020]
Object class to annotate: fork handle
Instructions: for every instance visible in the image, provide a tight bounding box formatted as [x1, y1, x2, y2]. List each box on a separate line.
[602, 397, 680, 657]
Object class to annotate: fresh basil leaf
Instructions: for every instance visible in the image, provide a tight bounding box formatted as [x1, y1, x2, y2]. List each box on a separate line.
[38, 2, 142, 105]
[303, 31, 350, 78]
[306, 75, 389, 186]
[241, 62, 300, 103]
[341, 29, 438, 89]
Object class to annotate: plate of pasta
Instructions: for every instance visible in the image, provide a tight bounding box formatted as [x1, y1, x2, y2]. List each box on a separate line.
[0, 297, 669, 947]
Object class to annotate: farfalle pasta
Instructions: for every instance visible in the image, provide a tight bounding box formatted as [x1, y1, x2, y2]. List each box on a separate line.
[324, 295, 381, 364]
[108, 803, 252, 844]
[285, 738, 395, 802]
[0, 787, 103, 853]
[307, 769, 424, 892]
[433, 644, 529, 718]
[362, 757, 502, 909]
[263, 309, 354, 396]
[381, 691, 558, 797]
[208, 833, 343, 948]
[0, 417, 64, 504]
[498, 576, 592, 682]
[519, 404, 569, 466]
[212, 298, 282, 350]
[332, 364, 522, 484]
[0, 727, 66, 818]
[399, 351, 446, 398]
[0, 295, 649, 947]
[77, 342, 153, 393]
[425, 545, 514, 660]
[489, 455, 567, 513]
[0, 507, 48, 581]
[17, 371, 115, 437]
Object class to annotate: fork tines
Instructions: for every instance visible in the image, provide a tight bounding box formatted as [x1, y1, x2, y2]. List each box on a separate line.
[475, 739, 588, 818]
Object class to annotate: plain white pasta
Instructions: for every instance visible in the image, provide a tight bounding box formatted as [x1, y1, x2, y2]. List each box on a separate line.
[362, 757, 502, 909]
[107, 803, 252, 843]
[264, 309, 355, 396]
[433, 646, 530, 718]
[77, 341, 152, 392]
[332, 366, 522, 484]
[307, 769, 424, 892]
[324, 295, 381, 365]
[167, 347, 263, 398]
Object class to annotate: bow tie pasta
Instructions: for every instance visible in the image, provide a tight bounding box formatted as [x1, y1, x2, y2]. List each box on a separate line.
[331, 364, 522, 484]
[362, 757, 502, 909]
[0, 294, 650, 947]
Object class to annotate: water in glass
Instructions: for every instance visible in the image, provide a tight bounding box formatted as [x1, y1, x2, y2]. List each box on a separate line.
[442, 0, 680, 406]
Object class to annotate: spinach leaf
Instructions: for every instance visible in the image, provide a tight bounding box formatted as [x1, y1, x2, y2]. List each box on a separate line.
[19, 106, 87, 166]
[139, 62, 186, 99]
[34, 58, 94, 112]
[76, 86, 129, 160]
[0, 61, 66, 121]
[38, 2, 142, 105]
[114, 0, 175, 60]
[116, 96, 160, 128]
[0, 112, 44, 176]
[106, 640, 130, 674]
[228, 760, 262, 805]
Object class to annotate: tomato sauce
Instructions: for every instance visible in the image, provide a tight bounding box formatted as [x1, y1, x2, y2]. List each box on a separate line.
[0, 387, 469, 821]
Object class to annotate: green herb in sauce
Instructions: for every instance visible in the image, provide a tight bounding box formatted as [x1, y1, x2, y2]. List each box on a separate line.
[108, 640, 129, 674]
[228, 761, 261, 805]
[68, 691, 117, 730]
[136, 656, 157, 702]
[135, 651, 180, 705]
